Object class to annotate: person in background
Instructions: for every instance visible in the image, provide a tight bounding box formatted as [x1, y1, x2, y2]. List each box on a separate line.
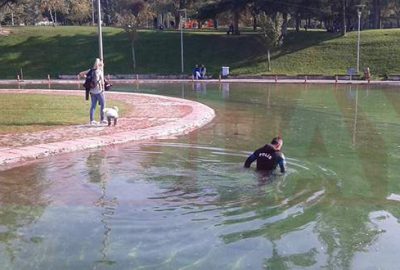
[244, 136, 286, 173]
[200, 64, 206, 79]
[193, 64, 201, 80]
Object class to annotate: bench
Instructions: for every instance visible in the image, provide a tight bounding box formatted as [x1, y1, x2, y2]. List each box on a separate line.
[334, 74, 361, 80]
[386, 75, 400, 81]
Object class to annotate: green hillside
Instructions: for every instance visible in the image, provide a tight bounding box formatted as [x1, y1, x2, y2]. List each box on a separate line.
[0, 26, 399, 79]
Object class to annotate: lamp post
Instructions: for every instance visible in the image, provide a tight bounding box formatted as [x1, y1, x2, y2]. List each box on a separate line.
[356, 5, 364, 74]
[97, 0, 104, 60]
[179, 9, 186, 74]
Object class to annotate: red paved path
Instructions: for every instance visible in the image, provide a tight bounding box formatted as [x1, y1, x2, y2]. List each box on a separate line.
[0, 90, 215, 170]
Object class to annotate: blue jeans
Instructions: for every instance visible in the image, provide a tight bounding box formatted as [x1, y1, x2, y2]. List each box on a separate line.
[90, 92, 105, 122]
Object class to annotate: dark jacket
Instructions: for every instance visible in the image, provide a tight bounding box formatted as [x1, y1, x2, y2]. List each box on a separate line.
[244, 144, 285, 172]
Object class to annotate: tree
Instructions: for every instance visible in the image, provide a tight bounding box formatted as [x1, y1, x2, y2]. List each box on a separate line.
[68, 0, 91, 25]
[0, 0, 18, 8]
[101, 0, 114, 25]
[172, 0, 190, 29]
[117, 0, 152, 72]
[254, 0, 293, 44]
[0, 0, 19, 27]
[39, 0, 68, 25]
[145, 0, 173, 29]
[19, 0, 42, 25]
[258, 11, 282, 71]
[197, 0, 251, 34]
[386, 0, 400, 27]
[371, 0, 382, 28]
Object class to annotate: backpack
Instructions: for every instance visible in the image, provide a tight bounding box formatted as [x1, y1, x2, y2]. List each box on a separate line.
[83, 69, 96, 90]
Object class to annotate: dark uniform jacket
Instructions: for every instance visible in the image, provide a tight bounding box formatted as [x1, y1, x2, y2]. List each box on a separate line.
[244, 144, 285, 172]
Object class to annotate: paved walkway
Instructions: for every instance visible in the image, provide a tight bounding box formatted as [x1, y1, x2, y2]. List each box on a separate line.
[0, 90, 215, 170]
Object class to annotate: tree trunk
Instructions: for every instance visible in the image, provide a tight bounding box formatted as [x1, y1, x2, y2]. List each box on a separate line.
[175, 0, 185, 29]
[279, 12, 288, 44]
[49, 7, 54, 25]
[91, 0, 95, 26]
[253, 14, 257, 31]
[295, 13, 301, 32]
[213, 18, 218, 29]
[341, 0, 346, 36]
[157, 13, 163, 29]
[373, 0, 382, 29]
[102, 0, 112, 25]
[131, 38, 136, 72]
[233, 9, 240, 35]
[267, 49, 271, 71]
[175, 14, 180, 29]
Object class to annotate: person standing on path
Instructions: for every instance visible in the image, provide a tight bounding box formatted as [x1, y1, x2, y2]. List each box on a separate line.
[80, 58, 106, 125]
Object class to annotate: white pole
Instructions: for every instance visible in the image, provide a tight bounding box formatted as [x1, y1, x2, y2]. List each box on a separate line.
[356, 10, 361, 74]
[97, 0, 104, 60]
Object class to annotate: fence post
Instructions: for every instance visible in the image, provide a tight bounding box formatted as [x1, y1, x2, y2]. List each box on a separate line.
[275, 75, 278, 83]
[77, 74, 81, 89]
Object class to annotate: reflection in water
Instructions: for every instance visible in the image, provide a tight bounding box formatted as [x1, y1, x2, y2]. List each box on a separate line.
[0, 165, 50, 265]
[1, 83, 400, 269]
[86, 152, 118, 266]
[265, 243, 318, 269]
[352, 86, 359, 145]
[192, 81, 207, 94]
[221, 83, 230, 99]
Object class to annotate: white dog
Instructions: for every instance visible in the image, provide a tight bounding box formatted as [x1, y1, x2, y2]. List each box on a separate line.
[103, 106, 119, 126]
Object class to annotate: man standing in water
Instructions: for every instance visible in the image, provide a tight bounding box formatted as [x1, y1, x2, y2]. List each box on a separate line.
[244, 136, 286, 173]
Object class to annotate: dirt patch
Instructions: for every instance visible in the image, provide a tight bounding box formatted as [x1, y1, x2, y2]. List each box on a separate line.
[0, 28, 10, 36]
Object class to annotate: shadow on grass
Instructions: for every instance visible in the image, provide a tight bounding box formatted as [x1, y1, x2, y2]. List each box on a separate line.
[233, 30, 341, 72]
[0, 27, 341, 79]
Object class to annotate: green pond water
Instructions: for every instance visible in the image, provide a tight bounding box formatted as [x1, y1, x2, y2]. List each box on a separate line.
[1, 83, 400, 269]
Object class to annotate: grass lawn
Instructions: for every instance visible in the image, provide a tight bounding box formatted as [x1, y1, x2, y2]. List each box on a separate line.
[237, 29, 400, 78]
[0, 93, 129, 134]
[1, 26, 400, 79]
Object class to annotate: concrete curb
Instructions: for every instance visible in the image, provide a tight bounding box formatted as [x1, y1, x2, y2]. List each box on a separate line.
[0, 90, 215, 170]
[1, 78, 400, 86]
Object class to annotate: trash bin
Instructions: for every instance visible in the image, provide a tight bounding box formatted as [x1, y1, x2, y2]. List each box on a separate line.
[221, 66, 230, 77]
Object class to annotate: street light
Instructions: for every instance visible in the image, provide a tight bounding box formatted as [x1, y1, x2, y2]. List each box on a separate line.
[179, 9, 186, 74]
[97, 0, 104, 60]
[355, 4, 365, 74]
